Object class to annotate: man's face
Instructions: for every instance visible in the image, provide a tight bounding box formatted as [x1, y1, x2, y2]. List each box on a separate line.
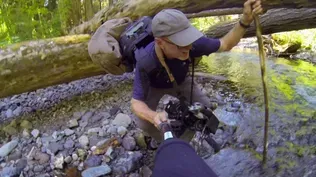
[157, 38, 192, 60]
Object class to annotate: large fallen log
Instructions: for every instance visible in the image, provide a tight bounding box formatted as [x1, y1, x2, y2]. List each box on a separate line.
[0, 35, 105, 98]
[70, 0, 316, 35]
[205, 8, 316, 38]
[1, 8, 316, 99]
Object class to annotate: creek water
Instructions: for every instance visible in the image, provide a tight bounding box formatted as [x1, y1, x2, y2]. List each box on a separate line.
[199, 49, 315, 177]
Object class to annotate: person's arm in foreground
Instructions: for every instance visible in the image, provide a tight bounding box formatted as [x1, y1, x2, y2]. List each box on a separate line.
[218, 0, 263, 52]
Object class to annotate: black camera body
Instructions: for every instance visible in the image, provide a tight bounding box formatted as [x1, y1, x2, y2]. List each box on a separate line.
[164, 96, 220, 138]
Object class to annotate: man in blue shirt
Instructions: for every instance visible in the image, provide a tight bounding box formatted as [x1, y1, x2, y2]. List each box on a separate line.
[131, 0, 263, 142]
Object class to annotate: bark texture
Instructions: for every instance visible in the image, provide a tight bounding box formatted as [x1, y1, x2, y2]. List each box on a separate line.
[70, 0, 316, 35]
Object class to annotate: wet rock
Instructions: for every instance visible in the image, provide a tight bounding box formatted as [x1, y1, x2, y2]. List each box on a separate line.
[140, 165, 152, 177]
[20, 120, 33, 130]
[13, 106, 22, 116]
[205, 148, 262, 177]
[35, 152, 50, 164]
[47, 142, 64, 155]
[5, 109, 14, 118]
[110, 106, 121, 116]
[22, 129, 31, 138]
[107, 126, 117, 134]
[36, 137, 42, 147]
[82, 111, 94, 122]
[31, 129, 40, 138]
[112, 113, 132, 128]
[79, 121, 88, 128]
[0, 167, 19, 177]
[88, 127, 101, 135]
[81, 165, 112, 177]
[102, 119, 110, 126]
[117, 126, 127, 136]
[77, 149, 87, 160]
[53, 154, 64, 169]
[33, 165, 44, 172]
[64, 129, 75, 136]
[7, 150, 22, 161]
[225, 107, 239, 112]
[135, 133, 147, 149]
[90, 114, 103, 123]
[64, 139, 75, 149]
[72, 153, 79, 161]
[122, 136, 136, 151]
[84, 155, 102, 168]
[3, 124, 17, 135]
[0, 140, 18, 157]
[129, 173, 141, 177]
[150, 139, 159, 149]
[68, 119, 79, 128]
[113, 151, 143, 174]
[52, 131, 65, 140]
[231, 101, 241, 108]
[79, 135, 89, 147]
[64, 156, 72, 164]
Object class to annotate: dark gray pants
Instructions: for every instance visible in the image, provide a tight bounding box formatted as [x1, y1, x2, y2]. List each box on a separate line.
[132, 78, 211, 142]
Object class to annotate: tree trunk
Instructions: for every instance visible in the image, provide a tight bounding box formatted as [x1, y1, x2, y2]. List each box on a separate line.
[72, 0, 82, 26]
[0, 35, 105, 99]
[70, 0, 316, 35]
[84, 0, 95, 21]
[185, 8, 243, 18]
[205, 8, 316, 38]
[1, 8, 316, 98]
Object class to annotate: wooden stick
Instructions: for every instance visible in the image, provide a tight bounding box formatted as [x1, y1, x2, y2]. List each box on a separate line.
[254, 15, 270, 165]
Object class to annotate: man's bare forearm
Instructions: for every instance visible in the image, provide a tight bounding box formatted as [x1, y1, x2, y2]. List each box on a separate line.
[219, 16, 248, 51]
[131, 98, 157, 124]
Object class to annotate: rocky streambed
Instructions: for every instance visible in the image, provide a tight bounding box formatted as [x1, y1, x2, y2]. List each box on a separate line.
[0, 50, 315, 177]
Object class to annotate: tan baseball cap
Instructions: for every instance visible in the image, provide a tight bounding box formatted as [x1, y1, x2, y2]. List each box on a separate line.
[152, 9, 203, 47]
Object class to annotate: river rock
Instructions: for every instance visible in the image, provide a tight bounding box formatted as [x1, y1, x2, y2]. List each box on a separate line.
[110, 106, 121, 116]
[122, 136, 136, 151]
[31, 129, 40, 138]
[81, 165, 112, 177]
[64, 139, 75, 149]
[82, 111, 94, 122]
[35, 152, 50, 164]
[7, 150, 22, 161]
[72, 153, 79, 161]
[47, 142, 64, 155]
[0, 140, 18, 157]
[107, 126, 117, 134]
[79, 135, 89, 147]
[68, 119, 79, 128]
[135, 133, 147, 149]
[129, 173, 141, 177]
[140, 165, 152, 177]
[5, 109, 13, 118]
[84, 155, 102, 168]
[88, 127, 101, 135]
[33, 165, 44, 172]
[22, 129, 31, 138]
[90, 114, 103, 123]
[64, 129, 75, 136]
[113, 151, 143, 174]
[117, 126, 127, 136]
[53, 154, 64, 169]
[77, 149, 87, 160]
[112, 113, 132, 128]
[0, 167, 19, 177]
[20, 120, 33, 130]
[64, 156, 72, 163]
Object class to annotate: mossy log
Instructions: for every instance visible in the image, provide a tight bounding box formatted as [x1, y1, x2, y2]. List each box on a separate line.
[70, 0, 316, 35]
[205, 8, 316, 38]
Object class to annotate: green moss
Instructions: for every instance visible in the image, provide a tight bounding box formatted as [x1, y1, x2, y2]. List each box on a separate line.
[53, 34, 91, 45]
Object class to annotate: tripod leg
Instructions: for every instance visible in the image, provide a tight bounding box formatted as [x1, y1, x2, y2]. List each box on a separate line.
[204, 135, 220, 153]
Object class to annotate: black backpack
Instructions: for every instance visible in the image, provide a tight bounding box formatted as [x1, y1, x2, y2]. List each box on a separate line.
[119, 16, 154, 72]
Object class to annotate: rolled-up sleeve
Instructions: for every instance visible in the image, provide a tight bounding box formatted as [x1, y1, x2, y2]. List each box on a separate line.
[132, 63, 150, 101]
[190, 36, 221, 58]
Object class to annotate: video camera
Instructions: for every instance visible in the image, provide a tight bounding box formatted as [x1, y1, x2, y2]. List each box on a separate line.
[164, 96, 221, 152]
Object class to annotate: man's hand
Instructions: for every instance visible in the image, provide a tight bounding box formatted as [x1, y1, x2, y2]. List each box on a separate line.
[242, 0, 263, 25]
[153, 111, 168, 129]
